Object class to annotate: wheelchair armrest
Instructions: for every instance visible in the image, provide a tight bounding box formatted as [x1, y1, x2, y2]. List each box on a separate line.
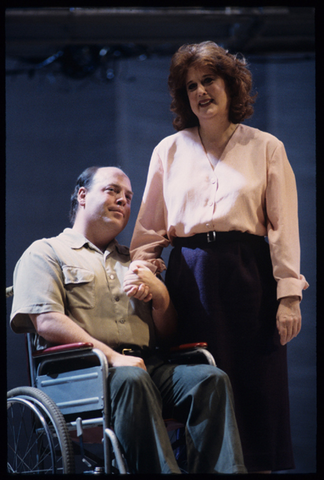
[32, 342, 94, 358]
[169, 342, 208, 352]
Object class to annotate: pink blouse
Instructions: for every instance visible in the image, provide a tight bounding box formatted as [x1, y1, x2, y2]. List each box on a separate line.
[130, 124, 308, 300]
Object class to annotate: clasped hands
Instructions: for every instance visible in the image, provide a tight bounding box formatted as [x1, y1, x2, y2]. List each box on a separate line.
[123, 260, 161, 302]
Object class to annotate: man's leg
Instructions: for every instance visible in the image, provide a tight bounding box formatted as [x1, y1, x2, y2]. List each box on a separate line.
[148, 361, 247, 474]
[108, 366, 181, 474]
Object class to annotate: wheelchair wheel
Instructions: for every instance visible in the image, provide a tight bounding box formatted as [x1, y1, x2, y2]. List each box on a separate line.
[7, 386, 75, 474]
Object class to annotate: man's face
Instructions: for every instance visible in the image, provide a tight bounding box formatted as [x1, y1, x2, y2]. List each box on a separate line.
[80, 167, 133, 235]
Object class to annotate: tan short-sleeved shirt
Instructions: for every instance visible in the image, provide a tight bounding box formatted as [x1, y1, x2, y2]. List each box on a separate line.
[10, 228, 155, 350]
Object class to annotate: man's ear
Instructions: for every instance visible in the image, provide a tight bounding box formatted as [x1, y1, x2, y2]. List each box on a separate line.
[78, 187, 87, 207]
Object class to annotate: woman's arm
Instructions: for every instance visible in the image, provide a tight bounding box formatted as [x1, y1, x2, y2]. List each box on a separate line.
[266, 142, 308, 344]
[130, 148, 170, 272]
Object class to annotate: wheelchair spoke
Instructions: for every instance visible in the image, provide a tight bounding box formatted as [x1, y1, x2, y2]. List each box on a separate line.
[7, 398, 63, 473]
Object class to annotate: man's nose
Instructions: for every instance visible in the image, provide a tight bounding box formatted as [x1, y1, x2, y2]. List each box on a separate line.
[116, 193, 126, 205]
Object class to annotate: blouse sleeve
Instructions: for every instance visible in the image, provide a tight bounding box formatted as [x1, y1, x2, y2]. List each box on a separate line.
[266, 141, 309, 299]
[130, 147, 170, 272]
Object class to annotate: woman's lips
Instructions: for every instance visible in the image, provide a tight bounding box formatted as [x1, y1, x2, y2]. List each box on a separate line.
[199, 98, 213, 107]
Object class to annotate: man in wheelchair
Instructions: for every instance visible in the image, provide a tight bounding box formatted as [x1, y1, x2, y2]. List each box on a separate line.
[10, 166, 246, 474]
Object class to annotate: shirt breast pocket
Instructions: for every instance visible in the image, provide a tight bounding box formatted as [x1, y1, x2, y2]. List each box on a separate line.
[62, 266, 95, 309]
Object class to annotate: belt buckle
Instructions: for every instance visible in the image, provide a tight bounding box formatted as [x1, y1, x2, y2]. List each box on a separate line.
[122, 348, 134, 355]
[207, 231, 216, 243]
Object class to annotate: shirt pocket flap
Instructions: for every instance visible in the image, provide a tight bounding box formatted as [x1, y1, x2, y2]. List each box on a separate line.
[62, 266, 94, 285]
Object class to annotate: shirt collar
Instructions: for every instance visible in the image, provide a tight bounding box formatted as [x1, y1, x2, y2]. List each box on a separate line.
[61, 228, 129, 257]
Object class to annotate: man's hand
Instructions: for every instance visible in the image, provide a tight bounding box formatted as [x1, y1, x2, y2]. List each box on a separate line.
[123, 261, 162, 302]
[276, 296, 301, 345]
[109, 351, 147, 371]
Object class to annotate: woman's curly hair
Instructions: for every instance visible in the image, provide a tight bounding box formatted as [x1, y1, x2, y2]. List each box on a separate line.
[168, 41, 257, 131]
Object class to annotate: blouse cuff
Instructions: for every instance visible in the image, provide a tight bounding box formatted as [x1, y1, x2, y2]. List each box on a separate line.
[129, 259, 169, 274]
[277, 275, 309, 300]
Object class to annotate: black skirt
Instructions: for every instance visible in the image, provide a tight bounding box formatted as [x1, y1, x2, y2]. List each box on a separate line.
[165, 232, 294, 472]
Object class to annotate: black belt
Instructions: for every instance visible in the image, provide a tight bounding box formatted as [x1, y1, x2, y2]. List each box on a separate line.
[116, 345, 153, 360]
[174, 231, 264, 248]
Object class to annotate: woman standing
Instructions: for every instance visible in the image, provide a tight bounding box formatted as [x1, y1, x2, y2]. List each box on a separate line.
[127, 42, 308, 472]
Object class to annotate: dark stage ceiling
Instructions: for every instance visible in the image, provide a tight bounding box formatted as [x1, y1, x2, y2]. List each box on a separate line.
[6, 6, 315, 59]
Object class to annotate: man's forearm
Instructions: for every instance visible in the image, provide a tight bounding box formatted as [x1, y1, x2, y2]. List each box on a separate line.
[29, 311, 147, 370]
[30, 311, 117, 362]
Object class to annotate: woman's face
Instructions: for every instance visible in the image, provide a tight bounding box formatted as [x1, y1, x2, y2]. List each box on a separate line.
[185, 65, 230, 124]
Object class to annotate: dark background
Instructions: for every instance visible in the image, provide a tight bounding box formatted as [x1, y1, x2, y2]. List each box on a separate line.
[5, 7, 316, 473]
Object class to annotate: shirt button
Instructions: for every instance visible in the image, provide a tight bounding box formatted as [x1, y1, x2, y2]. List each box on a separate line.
[119, 318, 125, 324]
[115, 296, 120, 302]
[109, 274, 115, 280]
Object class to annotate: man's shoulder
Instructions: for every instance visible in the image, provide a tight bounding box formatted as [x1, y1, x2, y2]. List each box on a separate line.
[18, 230, 73, 265]
[23, 235, 61, 254]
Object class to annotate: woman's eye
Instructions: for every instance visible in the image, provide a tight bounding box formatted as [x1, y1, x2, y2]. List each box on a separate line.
[203, 77, 213, 85]
[187, 83, 197, 91]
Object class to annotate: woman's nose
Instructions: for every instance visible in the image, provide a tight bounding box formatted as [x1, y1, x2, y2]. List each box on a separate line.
[197, 82, 206, 95]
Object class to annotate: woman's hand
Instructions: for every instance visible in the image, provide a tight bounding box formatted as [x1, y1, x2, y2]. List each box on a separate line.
[276, 296, 301, 345]
[123, 261, 160, 302]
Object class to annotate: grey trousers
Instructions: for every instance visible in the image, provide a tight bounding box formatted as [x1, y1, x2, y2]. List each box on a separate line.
[108, 355, 246, 474]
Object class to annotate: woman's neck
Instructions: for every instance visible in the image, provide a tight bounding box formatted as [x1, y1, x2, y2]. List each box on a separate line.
[198, 120, 237, 162]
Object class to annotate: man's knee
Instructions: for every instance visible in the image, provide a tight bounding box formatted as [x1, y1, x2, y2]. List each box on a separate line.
[110, 366, 150, 393]
[190, 365, 234, 400]
[190, 364, 230, 385]
[208, 366, 233, 392]
[109, 366, 161, 407]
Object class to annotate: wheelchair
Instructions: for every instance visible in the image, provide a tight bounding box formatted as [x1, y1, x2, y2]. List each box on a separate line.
[7, 286, 216, 474]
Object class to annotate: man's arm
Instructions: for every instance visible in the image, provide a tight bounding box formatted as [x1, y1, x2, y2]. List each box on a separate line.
[29, 312, 147, 370]
[123, 261, 178, 345]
